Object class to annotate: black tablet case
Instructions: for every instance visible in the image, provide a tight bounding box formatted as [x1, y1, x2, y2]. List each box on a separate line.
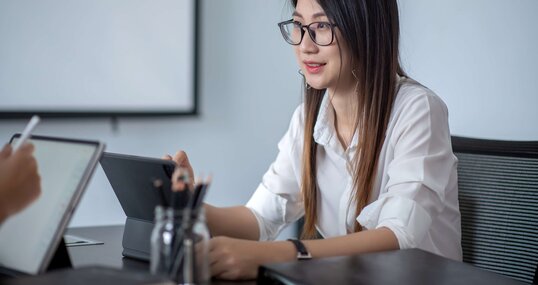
[100, 152, 176, 260]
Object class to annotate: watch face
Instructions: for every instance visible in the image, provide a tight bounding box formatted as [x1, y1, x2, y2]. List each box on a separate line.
[297, 253, 312, 260]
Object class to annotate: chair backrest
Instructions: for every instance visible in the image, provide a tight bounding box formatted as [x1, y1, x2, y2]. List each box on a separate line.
[452, 136, 538, 284]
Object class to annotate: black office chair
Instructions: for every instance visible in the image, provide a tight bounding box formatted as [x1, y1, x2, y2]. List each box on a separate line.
[452, 136, 538, 284]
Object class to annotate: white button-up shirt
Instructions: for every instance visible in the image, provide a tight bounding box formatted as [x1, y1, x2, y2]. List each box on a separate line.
[246, 77, 462, 261]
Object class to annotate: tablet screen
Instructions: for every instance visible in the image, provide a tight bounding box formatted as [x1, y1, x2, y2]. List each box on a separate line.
[0, 135, 104, 274]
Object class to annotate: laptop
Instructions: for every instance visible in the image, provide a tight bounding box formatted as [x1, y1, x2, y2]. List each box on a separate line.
[99, 152, 176, 260]
[0, 135, 105, 276]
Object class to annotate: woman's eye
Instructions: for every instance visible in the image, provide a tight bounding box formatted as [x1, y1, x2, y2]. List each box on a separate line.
[318, 22, 330, 29]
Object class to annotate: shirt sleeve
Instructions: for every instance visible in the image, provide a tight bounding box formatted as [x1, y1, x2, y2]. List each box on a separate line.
[246, 106, 304, 241]
[357, 91, 458, 249]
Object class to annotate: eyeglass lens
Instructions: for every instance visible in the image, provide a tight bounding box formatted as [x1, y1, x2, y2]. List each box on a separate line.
[281, 22, 333, 46]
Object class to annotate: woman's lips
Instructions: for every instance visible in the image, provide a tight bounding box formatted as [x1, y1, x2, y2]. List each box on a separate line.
[304, 62, 326, 74]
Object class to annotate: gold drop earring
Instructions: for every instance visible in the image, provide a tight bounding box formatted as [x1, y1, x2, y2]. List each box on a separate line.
[351, 69, 359, 93]
[298, 69, 311, 90]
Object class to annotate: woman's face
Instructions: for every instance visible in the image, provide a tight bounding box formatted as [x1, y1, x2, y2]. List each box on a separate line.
[293, 0, 354, 92]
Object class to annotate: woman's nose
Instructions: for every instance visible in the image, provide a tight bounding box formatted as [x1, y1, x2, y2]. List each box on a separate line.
[299, 30, 318, 53]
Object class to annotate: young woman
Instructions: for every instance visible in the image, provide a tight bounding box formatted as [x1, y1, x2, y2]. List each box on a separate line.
[168, 0, 461, 280]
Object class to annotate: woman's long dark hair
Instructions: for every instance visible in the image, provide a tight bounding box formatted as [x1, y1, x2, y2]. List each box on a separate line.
[292, 0, 406, 238]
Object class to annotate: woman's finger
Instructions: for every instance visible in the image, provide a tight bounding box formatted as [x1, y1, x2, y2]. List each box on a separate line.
[162, 154, 173, 161]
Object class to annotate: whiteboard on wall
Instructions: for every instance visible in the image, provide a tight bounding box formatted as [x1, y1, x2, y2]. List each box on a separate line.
[0, 0, 198, 118]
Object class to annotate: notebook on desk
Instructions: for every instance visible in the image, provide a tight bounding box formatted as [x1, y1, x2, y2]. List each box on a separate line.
[0, 135, 105, 277]
[257, 249, 526, 285]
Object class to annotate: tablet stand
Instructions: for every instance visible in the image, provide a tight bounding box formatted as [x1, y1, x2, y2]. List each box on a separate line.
[46, 238, 72, 271]
[121, 217, 153, 261]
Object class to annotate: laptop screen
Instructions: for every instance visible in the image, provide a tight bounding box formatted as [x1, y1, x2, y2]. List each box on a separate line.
[0, 135, 104, 274]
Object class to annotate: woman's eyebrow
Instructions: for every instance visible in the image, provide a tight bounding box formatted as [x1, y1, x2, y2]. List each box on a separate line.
[292, 11, 326, 19]
[312, 12, 327, 19]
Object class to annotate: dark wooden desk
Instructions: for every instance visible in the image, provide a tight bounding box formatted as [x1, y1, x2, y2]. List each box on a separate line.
[68, 225, 525, 285]
[3, 225, 526, 284]
[66, 225, 253, 285]
[67, 225, 146, 271]
[259, 248, 526, 285]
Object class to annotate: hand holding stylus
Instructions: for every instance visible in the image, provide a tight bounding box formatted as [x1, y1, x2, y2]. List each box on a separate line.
[0, 143, 41, 223]
[13, 115, 40, 151]
[0, 116, 42, 223]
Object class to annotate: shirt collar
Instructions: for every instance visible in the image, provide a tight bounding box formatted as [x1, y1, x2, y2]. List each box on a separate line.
[313, 92, 333, 146]
[314, 75, 405, 151]
[312, 92, 359, 151]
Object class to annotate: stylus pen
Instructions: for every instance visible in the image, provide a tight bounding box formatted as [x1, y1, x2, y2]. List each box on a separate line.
[172, 187, 191, 210]
[171, 168, 192, 210]
[189, 183, 204, 211]
[13, 115, 40, 151]
[153, 179, 168, 208]
[169, 237, 185, 277]
[192, 182, 210, 214]
[188, 175, 210, 209]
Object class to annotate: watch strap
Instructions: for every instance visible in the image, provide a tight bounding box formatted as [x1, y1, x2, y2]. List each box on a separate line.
[287, 239, 312, 260]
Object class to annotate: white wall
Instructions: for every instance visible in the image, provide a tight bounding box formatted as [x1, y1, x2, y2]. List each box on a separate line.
[399, 0, 538, 140]
[0, 0, 536, 234]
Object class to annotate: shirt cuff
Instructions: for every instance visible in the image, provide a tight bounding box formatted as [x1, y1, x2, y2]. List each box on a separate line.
[357, 196, 432, 249]
[245, 206, 270, 241]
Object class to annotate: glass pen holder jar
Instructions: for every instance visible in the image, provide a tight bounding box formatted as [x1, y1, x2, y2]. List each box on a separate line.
[150, 206, 210, 285]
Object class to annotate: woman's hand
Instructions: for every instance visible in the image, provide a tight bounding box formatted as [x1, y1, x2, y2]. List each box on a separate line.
[164, 150, 194, 190]
[208, 236, 297, 280]
[209, 236, 264, 280]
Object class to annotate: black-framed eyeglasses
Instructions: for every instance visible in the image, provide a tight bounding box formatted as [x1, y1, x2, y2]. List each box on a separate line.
[278, 20, 336, 46]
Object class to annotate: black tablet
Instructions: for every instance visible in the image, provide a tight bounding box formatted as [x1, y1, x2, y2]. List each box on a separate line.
[0, 135, 105, 275]
[100, 152, 176, 222]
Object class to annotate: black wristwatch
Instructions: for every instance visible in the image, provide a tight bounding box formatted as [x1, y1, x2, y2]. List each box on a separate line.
[287, 239, 312, 260]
